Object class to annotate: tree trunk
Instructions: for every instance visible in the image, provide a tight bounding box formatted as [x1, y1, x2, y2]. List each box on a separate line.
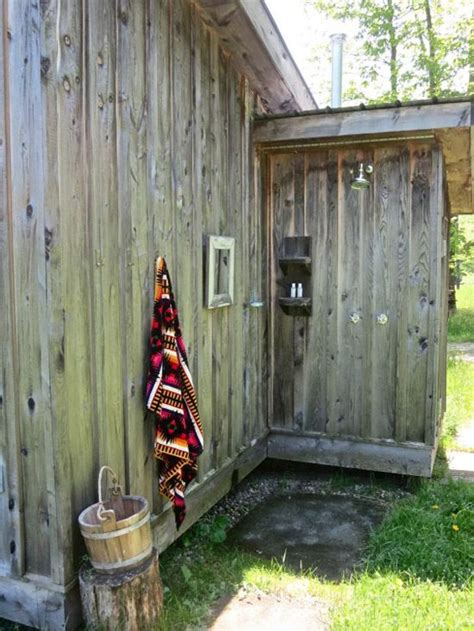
[386, 0, 398, 99]
[79, 549, 163, 630]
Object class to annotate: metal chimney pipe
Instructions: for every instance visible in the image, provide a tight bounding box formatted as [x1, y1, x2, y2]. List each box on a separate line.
[330, 33, 346, 108]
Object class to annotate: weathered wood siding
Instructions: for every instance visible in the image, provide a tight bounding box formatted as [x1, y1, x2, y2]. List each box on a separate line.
[0, 0, 266, 588]
[268, 143, 447, 446]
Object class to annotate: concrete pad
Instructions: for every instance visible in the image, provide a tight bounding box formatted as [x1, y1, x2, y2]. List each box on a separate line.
[228, 494, 386, 581]
[448, 450, 474, 481]
[208, 590, 330, 631]
[447, 342, 474, 362]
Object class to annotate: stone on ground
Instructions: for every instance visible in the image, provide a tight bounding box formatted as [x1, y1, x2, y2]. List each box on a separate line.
[228, 494, 385, 581]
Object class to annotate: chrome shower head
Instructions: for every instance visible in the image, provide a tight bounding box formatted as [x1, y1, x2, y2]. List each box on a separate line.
[351, 163, 370, 190]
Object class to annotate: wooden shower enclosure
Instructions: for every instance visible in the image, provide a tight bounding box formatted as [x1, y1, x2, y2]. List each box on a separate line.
[254, 101, 472, 474]
[265, 143, 448, 473]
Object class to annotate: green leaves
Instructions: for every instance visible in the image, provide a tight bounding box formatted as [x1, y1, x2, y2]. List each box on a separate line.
[449, 218, 474, 287]
[180, 564, 192, 582]
[209, 515, 230, 544]
[182, 514, 230, 547]
[306, 0, 472, 103]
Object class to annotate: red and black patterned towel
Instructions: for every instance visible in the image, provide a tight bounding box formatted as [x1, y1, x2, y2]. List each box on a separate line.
[146, 257, 204, 528]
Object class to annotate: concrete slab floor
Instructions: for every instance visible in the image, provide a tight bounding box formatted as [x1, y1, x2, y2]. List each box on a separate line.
[228, 494, 386, 581]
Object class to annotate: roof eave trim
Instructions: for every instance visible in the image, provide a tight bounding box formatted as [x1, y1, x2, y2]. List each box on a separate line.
[194, 0, 316, 113]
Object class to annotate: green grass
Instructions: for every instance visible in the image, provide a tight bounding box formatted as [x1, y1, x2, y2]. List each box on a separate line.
[363, 480, 474, 587]
[158, 480, 474, 631]
[442, 356, 474, 450]
[332, 573, 474, 631]
[448, 282, 474, 343]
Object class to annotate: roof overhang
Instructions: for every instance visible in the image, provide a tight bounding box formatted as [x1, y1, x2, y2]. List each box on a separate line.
[194, 0, 316, 113]
[253, 99, 473, 215]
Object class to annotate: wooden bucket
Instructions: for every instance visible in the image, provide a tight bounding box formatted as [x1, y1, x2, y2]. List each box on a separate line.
[78, 466, 153, 574]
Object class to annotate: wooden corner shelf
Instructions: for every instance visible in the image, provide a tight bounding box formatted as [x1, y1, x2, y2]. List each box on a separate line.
[278, 256, 312, 275]
[278, 296, 312, 316]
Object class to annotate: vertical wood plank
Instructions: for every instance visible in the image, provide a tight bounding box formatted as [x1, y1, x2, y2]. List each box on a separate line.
[292, 154, 306, 432]
[325, 151, 340, 435]
[438, 200, 449, 425]
[56, 0, 96, 580]
[303, 151, 328, 432]
[171, 0, 194, 367]
[270, 154, 295, 429]
[395, 147, 411, 443]
[254, 133, 268, 439]
[40, 0, 66, 585]
[241, 77, 252, 446]
[356, 151, 373, 440]
[40, 0, 96, 585]
[116, 0, 151, 500]
[252, 85, 269, 442]
[6, 0, 55, 577]
[370, 146, 399, 439]
[209, 31, 221, 471]
[213, 44, 230, 468]
[195, 24, 214, 480]
[405, 145, 432, 442]
[425, 147, 443, 445]
[359, 153, 375, 440]
[146, 0, 173, 512]
[190, 6, 205, 481]
[86, 0, 125, 480]
[248, 94, 264, 441]
[0, 0, 23, 575]
[227, 65, 244, 457]
[334, 150, 366, 437]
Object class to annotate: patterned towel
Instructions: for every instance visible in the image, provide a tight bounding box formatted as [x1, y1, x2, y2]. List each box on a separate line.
[146, 257, 204, 528]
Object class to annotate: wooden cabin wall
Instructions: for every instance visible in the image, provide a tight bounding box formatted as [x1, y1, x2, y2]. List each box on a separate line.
[267, 143, 447, 460]
[0, 0, 266, 590]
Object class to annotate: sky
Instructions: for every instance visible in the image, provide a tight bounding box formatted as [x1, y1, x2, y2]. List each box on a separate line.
[264, 0, 359, 106]
[264, 0, 471, 107]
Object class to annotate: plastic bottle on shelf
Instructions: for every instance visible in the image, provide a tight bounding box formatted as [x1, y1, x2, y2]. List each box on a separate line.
[290, 283, 297, 298]
[297, 282, 303, 298]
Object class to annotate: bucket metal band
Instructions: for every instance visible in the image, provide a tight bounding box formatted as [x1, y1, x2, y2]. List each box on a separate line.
[91, 545, 153, 571]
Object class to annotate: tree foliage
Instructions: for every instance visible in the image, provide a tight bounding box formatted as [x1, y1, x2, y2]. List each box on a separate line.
[308, 0, 473, 104]
[449, 218, 474, 284]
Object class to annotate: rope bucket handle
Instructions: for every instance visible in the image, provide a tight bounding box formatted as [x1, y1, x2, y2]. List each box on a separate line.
[97, 465, 123, 523]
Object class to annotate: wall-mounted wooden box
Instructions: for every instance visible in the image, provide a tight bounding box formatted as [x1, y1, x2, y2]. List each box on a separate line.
[278, 236, 312, 316]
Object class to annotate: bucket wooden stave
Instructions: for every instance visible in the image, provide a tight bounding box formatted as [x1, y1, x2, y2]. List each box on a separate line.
[78, 467, 152, 574]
